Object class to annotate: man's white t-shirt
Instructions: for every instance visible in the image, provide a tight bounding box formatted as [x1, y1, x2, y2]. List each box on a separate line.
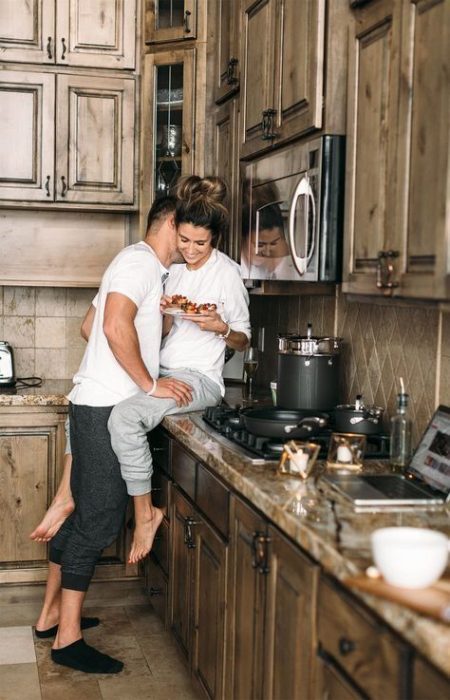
[68, 241, 168, 407]
[161, 249, 250, 395]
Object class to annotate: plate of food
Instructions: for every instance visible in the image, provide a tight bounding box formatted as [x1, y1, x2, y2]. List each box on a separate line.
[163, 295, 217, 316]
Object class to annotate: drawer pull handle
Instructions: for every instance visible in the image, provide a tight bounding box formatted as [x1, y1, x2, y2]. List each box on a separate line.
[338, 637, 356, 655]
[149, 586, 163, 596]
[46, 36, 53, 60]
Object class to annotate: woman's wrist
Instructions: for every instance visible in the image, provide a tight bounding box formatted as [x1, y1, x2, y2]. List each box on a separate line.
[217, 322, 232, 340]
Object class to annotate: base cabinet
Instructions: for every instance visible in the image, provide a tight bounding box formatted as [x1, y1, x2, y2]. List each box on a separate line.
[226, 496, 319, 700]
[170, 485, 228, 699]
[0, 407, 66, 582]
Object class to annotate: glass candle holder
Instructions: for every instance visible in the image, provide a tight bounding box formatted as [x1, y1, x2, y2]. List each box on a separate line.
[326, 432, 366, 471]
[278, 440, 320, 479]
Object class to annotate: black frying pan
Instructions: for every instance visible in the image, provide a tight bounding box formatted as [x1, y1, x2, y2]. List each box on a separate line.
[241, 407, 329, 439]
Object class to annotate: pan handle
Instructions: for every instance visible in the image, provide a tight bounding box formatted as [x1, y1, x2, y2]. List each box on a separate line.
[284, 415, 327, 435]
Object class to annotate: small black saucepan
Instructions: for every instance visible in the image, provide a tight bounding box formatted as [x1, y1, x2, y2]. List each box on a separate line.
[333, 396, 384, 435]
[241, 407, 329, 439]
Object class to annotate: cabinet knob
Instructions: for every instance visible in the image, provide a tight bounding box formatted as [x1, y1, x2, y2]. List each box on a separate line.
[376, 250, 399, 294]
[261, 109, 278, 141]
[338, 637, 356, 655]
[183, 10, 191, 33]
[149, 587, 163, 596]
[226, 58, 239, 85]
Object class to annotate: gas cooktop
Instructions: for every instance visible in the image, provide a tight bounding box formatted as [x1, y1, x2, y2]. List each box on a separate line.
[190, 405, 390, 465]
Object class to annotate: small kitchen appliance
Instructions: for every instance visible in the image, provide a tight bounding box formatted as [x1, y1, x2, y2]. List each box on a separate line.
[0, 341, 16, 388]
[277, 323, 342, 411]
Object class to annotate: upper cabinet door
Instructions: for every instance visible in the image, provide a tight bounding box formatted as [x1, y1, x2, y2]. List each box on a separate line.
[214, 0, 240, 103]
[398, 0, 450, 300]
[0, 70, 55, 201]
[273, 0, 325, 144]
[343, 0, 403, 296]
[56, 0, 136, 69]
[0, 0, 55, 64]
[0, 0, 136, 69]
[145, 0, 197, 44]
[240, 0, 277, 159]
[56, 74, 135, 204]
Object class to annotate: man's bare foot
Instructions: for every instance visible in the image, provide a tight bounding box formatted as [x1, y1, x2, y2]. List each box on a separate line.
[128, 507, 164, 564]
[30, 496, 75, 542]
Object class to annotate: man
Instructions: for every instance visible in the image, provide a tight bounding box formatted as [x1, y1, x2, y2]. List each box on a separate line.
[35, 196, 192, 674]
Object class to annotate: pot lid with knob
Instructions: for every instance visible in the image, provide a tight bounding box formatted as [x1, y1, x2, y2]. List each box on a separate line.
[278, 322, 342, 356]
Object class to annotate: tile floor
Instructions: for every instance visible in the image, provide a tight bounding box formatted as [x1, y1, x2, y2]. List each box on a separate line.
[0, 582, 201, 700]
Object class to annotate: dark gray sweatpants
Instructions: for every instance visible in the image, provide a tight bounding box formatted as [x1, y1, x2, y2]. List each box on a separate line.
[49, 403, 128, 592]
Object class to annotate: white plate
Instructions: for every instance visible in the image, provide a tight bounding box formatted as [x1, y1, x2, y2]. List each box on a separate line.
[163, 307, 207, 317]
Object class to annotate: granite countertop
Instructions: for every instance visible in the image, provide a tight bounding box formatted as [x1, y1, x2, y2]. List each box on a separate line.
[0, 380, 71, 406]
[161, 410, 450, 677]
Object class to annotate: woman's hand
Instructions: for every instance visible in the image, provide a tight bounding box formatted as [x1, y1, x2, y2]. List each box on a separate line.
[181, 310, 227, 335]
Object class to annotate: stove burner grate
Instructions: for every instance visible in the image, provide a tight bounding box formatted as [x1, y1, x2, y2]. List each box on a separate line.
[202, 405, 390, 461]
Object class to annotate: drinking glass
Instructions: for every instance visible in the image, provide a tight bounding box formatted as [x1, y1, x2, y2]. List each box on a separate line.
[243, 347, 259, 400]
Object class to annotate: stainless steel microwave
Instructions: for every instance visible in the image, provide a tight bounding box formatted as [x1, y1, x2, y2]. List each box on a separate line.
[241, 135, 345, 283]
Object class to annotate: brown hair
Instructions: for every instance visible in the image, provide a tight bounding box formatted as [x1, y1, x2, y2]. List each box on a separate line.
[146, 195, 177, 233]
[174, 176, 229, 247]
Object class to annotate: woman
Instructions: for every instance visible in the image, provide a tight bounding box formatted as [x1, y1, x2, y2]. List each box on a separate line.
[31, 176, 250, 567]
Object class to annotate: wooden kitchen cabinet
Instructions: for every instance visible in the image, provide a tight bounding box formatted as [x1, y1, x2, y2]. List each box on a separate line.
[317, 576, 410, 700]
[140, 47, 197, 231]
[0, 68, 135, 207]
[144, 0, 199, 44]
[0, 0, 136, 69]
[170, 485, 228, 699]
[0, 407, 66, 584]
[226, 496, 318, 700]
[213, 0, 240, 103]
[412, 655, 450, 700]
[213, 97, 240, 262]
[343, 0, 450, 300]
[240, 0, 346, 160]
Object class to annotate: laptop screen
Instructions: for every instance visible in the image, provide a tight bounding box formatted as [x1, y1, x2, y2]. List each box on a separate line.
[407, 405, 450, 494]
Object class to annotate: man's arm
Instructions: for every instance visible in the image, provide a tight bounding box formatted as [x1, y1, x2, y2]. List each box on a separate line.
[80, 304, 96, 341]
[103, 292, 192, 404]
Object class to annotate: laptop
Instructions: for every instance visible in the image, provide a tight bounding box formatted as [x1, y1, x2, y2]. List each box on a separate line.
[323, 405, 450, 506]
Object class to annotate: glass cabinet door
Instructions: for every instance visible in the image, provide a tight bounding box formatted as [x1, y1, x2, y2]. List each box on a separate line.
[141, 49, 195, 229]
[145, 0, 197, 43]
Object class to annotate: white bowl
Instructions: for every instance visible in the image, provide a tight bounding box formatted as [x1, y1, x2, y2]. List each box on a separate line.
[371, 527, 449, 589]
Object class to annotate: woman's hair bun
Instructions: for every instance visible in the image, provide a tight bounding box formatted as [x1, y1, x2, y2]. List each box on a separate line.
[175, 175, 227, 206]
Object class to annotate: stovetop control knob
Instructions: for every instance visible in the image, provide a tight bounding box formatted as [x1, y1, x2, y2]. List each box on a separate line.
[255, 437, 267, 450]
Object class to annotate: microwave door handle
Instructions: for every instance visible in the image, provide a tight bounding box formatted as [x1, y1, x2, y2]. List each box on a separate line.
[306, 181, 316, 267]
[289, 176, 310, 275]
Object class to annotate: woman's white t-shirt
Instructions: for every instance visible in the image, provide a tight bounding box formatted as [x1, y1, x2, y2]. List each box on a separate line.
[161, 249, 250, 395]
[68, 242, 168, 407]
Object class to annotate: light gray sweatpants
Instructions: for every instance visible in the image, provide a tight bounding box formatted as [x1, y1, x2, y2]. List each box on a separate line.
[107, 369, 222, 496]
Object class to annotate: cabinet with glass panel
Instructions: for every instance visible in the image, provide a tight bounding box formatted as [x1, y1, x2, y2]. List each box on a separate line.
[140, 48, 196, 229]
[144, 0, 199, 44]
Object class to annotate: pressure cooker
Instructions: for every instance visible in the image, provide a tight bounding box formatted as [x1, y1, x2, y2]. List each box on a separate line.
[277, 323, 342, 411]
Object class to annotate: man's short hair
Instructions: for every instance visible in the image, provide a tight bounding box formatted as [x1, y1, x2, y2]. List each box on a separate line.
[146, 195, 177, 233]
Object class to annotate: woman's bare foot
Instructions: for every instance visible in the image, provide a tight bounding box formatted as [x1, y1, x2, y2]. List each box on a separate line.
[128, 507, 164, 564]
[30, 496, 75, 543]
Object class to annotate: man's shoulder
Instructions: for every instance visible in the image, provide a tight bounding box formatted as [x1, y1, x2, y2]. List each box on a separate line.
[110, 242, 158, 269]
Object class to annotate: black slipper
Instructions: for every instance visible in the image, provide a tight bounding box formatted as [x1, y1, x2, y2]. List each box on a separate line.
[51, 638, 123, 674]
[35, 616, 100, 639]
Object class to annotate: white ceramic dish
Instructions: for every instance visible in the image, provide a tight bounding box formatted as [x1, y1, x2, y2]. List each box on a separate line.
[371, 527, 449, 589]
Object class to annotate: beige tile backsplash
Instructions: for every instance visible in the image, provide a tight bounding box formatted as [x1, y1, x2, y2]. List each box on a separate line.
[0, 286, 97, 382]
